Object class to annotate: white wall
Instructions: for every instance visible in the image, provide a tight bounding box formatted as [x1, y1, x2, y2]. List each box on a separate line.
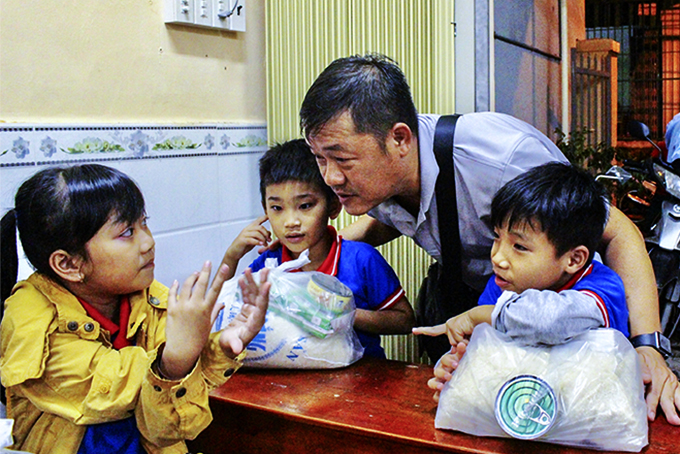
[1, 124, 266, 288]
[0, 1, 268, 288]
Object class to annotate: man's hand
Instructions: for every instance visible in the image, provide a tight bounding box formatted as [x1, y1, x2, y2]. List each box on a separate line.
[637, 346, 680, 425]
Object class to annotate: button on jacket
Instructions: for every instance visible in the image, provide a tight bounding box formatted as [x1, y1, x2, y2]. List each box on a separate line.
[0, 273, 243, 454]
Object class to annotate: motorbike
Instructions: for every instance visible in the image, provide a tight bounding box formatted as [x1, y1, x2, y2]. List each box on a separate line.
[597, 120, 680, 340]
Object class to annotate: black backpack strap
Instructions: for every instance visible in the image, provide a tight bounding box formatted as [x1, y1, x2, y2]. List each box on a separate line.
[432, 114, 465, 313]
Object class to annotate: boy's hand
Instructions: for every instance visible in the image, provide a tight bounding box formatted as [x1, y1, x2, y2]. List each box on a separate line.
[428, 342, 467, 402]
[162, 262, 230, 380]
[412, 312, 475, 346]
[222, 216, 271, 278]
[219, 268, 271, 358]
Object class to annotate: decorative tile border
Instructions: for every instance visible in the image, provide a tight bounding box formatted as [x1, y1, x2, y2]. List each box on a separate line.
[0, 123, 268, 167]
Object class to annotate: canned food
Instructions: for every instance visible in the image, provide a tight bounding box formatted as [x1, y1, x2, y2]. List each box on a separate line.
[307, 273, 353, 314]
[494, 375, 557, 439]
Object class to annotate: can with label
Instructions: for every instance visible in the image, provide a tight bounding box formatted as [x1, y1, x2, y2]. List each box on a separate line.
[494, 374, 557, 439]
[307, 273, 353, 314]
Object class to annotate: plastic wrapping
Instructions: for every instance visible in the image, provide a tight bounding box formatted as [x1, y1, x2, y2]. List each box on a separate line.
[214, 252, 364, 368]
[435, 324, 648, 452]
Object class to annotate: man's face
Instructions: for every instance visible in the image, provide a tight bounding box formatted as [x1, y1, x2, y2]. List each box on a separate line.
[307, 111, 404, 215]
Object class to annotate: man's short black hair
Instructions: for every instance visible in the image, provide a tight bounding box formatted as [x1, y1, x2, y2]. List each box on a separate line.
[259, 138, 337, 206]
[300, 53, 419, 145]
[490, 162, 609, 261]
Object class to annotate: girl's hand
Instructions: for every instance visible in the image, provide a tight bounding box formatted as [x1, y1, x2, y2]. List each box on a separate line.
[219, 268, 271, 358]
[428, 342, 467, 403]
[161, 262, 230, 380]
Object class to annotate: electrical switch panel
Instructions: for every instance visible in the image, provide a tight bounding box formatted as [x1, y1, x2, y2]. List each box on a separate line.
[165, 0, 246, 31]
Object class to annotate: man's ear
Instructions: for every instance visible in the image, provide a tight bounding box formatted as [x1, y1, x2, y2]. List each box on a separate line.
[565, 245, 590, 274]
[328, 196, 342, 220]
[389, 122, 414, 157]
[49, 250, 85, 283]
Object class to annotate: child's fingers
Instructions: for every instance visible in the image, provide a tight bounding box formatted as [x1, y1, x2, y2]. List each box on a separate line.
[211, 301, 225, 325]
[252, 214, 268, 227]
[412, 323, 447, 337]
[190, 261, 213, 301]
[178, 271, 200, 304]
[167, 280, 180, 307]
[205, 264, 229, 305]
[258, 238, 280, 254]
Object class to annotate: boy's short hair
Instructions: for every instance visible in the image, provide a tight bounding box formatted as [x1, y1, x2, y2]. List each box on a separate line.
[490, 162, 609, 261]
[259, 139, 337, 206]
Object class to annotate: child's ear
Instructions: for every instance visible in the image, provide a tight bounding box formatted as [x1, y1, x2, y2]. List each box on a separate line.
[564, 245, 589, 273]
[49, 250, 86, 283]
[328, 196, 342, 220]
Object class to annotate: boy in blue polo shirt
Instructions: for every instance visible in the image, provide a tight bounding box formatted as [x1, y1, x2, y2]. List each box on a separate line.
[415, 162, 629, 396]
[221, 139, 415, 358]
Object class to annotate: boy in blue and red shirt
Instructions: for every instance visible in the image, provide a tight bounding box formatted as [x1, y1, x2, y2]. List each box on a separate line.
[415, 162, 629, 397]
[221, 139, 415, 358]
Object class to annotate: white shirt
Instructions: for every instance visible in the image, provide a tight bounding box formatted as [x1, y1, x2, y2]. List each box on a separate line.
[368, 112, 569, 290]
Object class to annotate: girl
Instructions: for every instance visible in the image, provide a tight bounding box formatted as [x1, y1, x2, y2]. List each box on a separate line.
[0, 164, 270, 454]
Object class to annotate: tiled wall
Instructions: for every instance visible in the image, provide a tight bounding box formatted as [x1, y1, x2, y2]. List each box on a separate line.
[1, 123, 268, 288]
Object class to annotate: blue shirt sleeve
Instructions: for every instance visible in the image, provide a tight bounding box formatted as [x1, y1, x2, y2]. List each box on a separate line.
[337, 240, 403, 311]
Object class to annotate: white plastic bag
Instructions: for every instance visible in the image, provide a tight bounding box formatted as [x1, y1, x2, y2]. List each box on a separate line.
[214, 252, 364, 368]
[435, 324, 648, 452]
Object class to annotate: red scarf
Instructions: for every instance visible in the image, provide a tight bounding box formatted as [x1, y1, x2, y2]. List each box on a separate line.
[78, 296, 133, 350]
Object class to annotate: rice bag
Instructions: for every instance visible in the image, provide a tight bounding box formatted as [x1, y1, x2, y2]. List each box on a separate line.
[213, 252, 364, 368]
[435, 324, 648, 452]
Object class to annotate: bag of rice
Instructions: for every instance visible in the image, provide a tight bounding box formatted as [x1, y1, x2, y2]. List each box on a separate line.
[213, 252, 364, 368]
[435, 324, 648, 452]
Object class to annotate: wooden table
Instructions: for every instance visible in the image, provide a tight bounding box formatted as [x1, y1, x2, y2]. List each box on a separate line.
[187, 358, 677, 454]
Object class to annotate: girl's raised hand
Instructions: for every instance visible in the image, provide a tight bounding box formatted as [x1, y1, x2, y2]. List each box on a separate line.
[219, 268, 271, 358]
[161, 262, 230, 380]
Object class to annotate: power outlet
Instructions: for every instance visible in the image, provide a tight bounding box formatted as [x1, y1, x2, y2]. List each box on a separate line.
[165, 0, 194, 25]
[213, 0, 246, 31]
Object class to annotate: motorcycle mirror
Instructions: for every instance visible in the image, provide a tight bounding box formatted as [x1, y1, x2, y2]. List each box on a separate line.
[628, 120, 651, 140]
[596, 166, 633, 185]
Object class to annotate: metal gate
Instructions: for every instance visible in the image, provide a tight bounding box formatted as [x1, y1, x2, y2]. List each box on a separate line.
[572, 46, 614, 147]
[586, 0, 680, 141]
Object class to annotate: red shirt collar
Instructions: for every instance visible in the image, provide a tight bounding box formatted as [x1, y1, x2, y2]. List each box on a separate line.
[77, 296, 132, 350]
[556, 263, 593, 292]
[281, 225, 342, 276]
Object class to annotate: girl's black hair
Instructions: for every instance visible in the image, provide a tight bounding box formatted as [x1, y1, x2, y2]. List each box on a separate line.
[0, 164, 146, 303]
[490, 162, 609, 261]
[259, 139, 338, 206]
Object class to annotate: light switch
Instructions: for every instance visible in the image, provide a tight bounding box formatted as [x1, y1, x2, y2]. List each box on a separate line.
[164, 0, 245, 31]
[194, 0, 212, 27]
[165, 0, 194, 25]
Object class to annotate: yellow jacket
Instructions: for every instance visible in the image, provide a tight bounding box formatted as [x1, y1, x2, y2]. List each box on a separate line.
[0, 273, 242, 454]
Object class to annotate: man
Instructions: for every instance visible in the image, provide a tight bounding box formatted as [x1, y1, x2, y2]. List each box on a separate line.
[300, 53, 680, 424]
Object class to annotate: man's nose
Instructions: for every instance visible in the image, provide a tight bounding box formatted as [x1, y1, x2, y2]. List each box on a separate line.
[322, 161, 346, 187]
